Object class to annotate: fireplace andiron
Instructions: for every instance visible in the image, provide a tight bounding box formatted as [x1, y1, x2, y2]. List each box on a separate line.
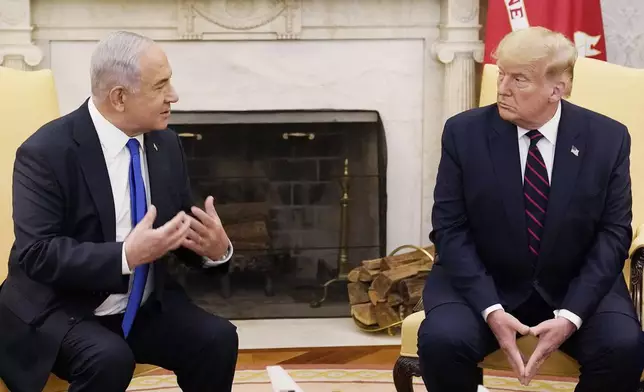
[310, 158, 351, 308]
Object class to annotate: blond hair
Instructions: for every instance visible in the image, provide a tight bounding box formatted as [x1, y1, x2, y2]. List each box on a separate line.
[492, 26, 578, 96]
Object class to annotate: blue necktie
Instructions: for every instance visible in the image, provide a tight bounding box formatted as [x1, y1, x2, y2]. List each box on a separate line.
[122, 138, 149, 338]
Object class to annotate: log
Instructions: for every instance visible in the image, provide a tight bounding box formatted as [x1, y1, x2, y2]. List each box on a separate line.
[379, 246, 434, 271]
[231, 240, 270, 251]
[399, 276, 425, 305]
[347, 268, 361, 283]
[368, 288, 381, 305]
[217, 202, 270, 223]
[225, 220, 269, 240]
[361, 258, 382, 270]
[374, 302, 400, 327]
[351, 303, 377, 326]
[349, 267, 377, 283]
[371, 262, 426, 300]
[388, 293, 403, 308]
[348, 282, 370, 305]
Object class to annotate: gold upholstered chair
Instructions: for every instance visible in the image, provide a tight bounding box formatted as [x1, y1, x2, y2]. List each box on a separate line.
[393, 57, 644, 391]
[0, 66, 156, 392]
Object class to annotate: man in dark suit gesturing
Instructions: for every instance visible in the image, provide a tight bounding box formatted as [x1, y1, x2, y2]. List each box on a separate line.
[418, 27, 643, 391]
[0, 31, 238, 392]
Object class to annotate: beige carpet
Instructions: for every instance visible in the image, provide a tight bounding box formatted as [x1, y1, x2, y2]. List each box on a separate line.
[123, 366, 577, 391]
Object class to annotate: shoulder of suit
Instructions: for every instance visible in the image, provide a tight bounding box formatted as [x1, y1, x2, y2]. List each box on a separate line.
[18, 107, 78, 156]
[442, 104, 497, 136]
[562, 100, 628, 134]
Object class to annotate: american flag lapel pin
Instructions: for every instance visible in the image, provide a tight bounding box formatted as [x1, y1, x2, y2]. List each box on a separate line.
[571, 145, 579, 156]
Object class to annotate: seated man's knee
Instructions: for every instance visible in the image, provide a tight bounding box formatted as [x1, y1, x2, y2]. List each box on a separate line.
[418, 306, 485, 366]
[580, 313, 642, 375]
[84, 343, 136, 386]
[205, 318, 239, 362]
[599, 318, 641, 362]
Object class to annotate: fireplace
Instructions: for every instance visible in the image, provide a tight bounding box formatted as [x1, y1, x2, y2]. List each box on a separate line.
[18, 0, 486, 321]
[168, 111, 387, 319]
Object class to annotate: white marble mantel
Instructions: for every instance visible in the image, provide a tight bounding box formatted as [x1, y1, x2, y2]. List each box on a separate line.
[0, 0, 484, 253]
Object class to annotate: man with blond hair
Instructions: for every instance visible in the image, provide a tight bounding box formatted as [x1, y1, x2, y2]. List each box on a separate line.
[418, 26, 643, 391]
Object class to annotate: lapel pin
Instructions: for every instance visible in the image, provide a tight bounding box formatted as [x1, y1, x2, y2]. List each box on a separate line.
[153, 143, 158, 152]
[571, 145, 579, 156]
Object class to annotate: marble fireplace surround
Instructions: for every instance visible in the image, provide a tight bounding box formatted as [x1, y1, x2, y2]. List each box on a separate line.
[0, 0, 484, 254]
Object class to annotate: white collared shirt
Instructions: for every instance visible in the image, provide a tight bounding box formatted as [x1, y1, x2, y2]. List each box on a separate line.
[482, 102, 583, 330]
[87, 98, 231, 316]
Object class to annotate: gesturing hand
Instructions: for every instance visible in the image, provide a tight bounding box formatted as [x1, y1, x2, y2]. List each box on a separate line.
[183, 195, 230, 260]
[522, 318, 576, 385]
[487, 310, 530, 382]
[124, 205, 191, 270]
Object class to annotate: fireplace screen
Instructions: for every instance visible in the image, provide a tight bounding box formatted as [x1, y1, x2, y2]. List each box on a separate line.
[168, 111, 387, 319]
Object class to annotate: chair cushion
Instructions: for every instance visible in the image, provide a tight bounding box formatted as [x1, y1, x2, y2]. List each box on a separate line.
[400, 310, 580, 377]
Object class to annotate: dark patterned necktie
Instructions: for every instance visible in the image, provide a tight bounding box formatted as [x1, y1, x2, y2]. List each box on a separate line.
[524, 130, 550, 257]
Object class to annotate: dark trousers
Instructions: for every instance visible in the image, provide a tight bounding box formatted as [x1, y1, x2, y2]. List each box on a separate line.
[417, 292, 643, 392]
[51, 292, 238, 392]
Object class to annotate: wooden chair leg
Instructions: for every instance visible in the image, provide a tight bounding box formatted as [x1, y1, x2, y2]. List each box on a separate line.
[393, 356, 421, 392]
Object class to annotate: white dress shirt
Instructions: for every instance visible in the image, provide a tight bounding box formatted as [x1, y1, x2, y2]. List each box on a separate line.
[482, 102, 583, 330]
[88, 98, 232, 316]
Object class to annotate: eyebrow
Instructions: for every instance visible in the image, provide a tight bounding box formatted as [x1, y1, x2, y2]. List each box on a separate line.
[154, 77, 170, 87]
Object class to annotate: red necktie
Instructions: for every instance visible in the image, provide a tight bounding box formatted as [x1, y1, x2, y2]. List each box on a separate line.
[524, 130, 550, 257]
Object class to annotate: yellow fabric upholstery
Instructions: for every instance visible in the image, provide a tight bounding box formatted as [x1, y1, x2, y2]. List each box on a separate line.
[0, 66, 60, 285]
[399, 57, 644, 379]
[0, 66, 156, 391]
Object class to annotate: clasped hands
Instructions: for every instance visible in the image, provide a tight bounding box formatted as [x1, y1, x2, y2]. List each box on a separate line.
[487, 310, 577, 386]
[124, 195, 230, 269]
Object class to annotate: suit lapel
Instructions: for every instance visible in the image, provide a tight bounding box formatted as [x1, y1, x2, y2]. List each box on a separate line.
[72, 101, 116, 242]
[489, 108, 530, 254]
[539, 101, 586, 262]
[144, 132, 171, 228]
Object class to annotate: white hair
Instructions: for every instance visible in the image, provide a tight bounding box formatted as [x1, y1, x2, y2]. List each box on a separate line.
[90, 31, 154, 100]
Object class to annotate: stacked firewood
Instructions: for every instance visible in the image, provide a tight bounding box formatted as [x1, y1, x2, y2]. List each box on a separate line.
[348, 246, 434, 328]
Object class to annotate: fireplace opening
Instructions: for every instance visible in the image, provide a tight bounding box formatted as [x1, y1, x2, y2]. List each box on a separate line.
[168, 111, 387, 319]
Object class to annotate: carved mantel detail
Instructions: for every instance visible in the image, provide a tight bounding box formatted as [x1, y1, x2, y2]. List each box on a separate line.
[434, 0, 484, 121]
[0, 0, 42, 70]
[178, 0, 302, 40]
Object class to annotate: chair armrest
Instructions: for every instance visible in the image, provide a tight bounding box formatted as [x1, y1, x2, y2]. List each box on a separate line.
[400, 311, 425, 358]
[629, 224, 644, 329]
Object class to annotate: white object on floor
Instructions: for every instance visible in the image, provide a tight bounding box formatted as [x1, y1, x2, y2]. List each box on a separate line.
[231, 317, 401, 350]
[266, 365, 304, 392]
[478, 386, 490, 392]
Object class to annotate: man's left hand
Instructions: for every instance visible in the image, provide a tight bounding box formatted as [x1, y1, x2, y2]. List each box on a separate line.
[522, 318, 576, 385]
[183, 195, 230, 260]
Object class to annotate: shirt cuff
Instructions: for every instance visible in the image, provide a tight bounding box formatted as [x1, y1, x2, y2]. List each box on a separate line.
[554, 309, 583, 329]
[121, 243, 133, 275]
[202, 241, 234, 267]
[482, 303, 504, 322]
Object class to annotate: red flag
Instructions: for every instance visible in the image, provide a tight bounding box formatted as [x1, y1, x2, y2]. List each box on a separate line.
[483, 0, 607, 64]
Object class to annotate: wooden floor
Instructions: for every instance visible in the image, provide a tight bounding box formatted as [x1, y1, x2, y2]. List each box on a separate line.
[237, 345, 400, 368]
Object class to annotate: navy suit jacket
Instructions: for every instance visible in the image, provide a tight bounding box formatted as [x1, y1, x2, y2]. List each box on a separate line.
[0, 101, 227, 392]
[423, 101, 637, 324]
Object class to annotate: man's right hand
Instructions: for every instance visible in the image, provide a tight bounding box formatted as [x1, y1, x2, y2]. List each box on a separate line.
[487, 309, 530, 382]
[124, 205, 191, 270]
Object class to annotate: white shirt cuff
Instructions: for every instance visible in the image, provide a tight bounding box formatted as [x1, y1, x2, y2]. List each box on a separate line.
[554, 309, 583, 329]
[121, 243, 133, 275]
[202, 241, 233, 267]
[482, 303, 504, 322]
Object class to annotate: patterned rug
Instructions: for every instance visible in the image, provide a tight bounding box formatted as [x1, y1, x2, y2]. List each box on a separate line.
[124, 366, 577, 391]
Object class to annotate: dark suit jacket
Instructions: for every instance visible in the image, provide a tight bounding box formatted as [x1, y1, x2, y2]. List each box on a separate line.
[423, 100, 637, 324]
[0, 101, 227, 392]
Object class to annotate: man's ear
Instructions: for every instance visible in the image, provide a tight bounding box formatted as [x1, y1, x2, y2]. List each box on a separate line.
[549, 80, 566, 103]
[108, 86, 127, 112]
